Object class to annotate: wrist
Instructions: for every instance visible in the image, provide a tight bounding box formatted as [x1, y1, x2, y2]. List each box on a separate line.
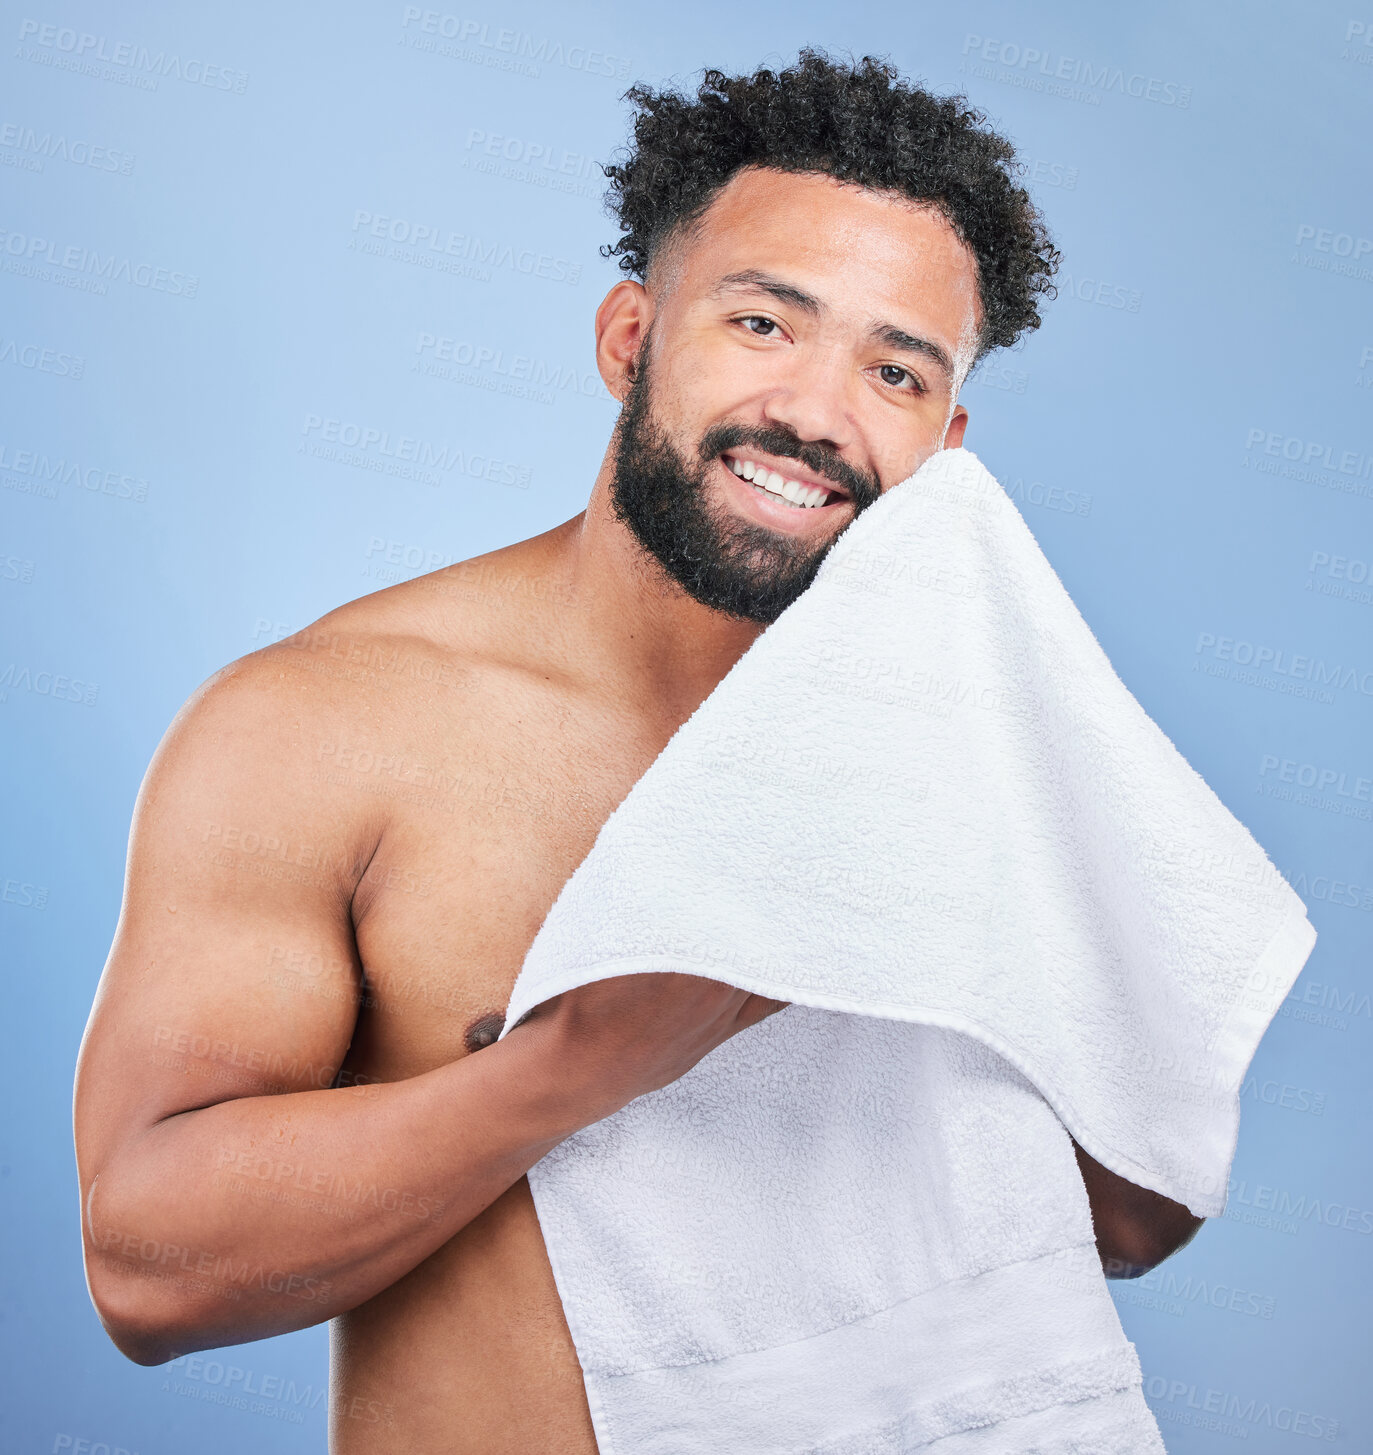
[495, 1006, 633, 1134]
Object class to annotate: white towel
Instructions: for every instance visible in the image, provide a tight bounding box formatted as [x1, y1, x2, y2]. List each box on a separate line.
[497, 446, 1318, 1453]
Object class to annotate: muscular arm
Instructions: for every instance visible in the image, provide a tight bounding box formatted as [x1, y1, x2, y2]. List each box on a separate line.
[1072, 1138, 1205, 1278]
[73, 654, 601, 1366]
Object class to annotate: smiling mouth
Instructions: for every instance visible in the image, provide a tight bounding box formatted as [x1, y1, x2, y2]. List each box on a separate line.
[722, 453, 848, 510]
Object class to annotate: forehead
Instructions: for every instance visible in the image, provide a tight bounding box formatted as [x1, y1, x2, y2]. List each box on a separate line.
[664, 166, 983, 352]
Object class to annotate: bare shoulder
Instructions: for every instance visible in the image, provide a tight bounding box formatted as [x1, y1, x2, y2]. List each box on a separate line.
[271, 523, 578, 689]
[136, 524, 579, 884]
[195, 525, 573, 720]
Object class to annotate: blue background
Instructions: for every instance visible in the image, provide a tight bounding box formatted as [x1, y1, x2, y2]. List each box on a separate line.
[2, 1, 1370, 1449]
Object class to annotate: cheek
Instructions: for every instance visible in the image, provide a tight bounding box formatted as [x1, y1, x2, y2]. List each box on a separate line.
[659, 338, 762, 431]
[853, 410, 944, 488]
[685, 335, 754, 389]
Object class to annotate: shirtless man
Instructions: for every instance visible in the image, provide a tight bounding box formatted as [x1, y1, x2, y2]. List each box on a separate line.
[74, 51, 1203, 1452]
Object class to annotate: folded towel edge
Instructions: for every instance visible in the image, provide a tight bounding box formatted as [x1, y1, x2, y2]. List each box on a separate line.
[502, 902, 1318, 1221]
[1203, 907, 1320, 1212]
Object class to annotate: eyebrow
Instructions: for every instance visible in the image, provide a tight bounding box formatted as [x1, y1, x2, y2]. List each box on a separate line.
[709, 268, 957, 387]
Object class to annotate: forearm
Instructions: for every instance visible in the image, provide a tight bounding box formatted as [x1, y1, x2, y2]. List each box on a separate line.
[85, 1029, 590, 1363]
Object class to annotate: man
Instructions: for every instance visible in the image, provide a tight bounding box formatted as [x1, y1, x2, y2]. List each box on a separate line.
[75, 50, 1202, 1452]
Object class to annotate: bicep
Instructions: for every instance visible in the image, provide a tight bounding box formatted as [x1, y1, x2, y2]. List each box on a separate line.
[75, 663, 374, 1187]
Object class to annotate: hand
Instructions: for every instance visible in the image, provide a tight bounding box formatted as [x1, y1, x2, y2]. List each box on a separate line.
[507, 973, 790, 1121]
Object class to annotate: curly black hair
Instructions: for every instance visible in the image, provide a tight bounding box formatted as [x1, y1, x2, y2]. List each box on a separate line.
[601, 49, 1059, 362]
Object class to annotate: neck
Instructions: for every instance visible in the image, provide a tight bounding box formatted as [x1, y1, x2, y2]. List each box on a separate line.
[549, 450, 765, 728]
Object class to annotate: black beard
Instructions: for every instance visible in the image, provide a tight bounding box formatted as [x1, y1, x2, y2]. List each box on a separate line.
[606, 342, 881, 625]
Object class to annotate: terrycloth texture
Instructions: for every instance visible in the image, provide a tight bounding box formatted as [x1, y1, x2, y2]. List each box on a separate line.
[497, 446, 1317, 1453]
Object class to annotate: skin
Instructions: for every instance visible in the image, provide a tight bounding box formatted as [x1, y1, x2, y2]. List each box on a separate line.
[73, 166, 1202, 1454]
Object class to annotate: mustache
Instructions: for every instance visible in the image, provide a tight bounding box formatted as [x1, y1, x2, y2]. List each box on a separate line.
[696, 422, 881, 505]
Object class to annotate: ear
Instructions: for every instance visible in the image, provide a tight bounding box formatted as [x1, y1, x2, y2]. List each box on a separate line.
[595, 280, 653, 403]
[943, 403, 970, 450]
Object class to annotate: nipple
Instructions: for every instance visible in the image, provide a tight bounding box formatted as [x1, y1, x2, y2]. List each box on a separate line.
[462, 1011, 506, 1054]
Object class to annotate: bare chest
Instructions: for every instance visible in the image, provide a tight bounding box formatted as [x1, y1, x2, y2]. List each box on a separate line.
[338, 674, 670, 1083]
[323, 667, 674, 1450]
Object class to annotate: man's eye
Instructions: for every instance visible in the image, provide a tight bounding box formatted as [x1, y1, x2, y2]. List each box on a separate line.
[878, 363, 920, 391]
[740, 316, 779, 336]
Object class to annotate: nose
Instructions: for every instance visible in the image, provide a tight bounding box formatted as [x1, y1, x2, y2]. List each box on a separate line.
[759, 342, 856, 455]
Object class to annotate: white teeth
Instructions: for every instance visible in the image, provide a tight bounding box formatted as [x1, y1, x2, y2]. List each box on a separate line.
[751, 482, 804, 508]
[727, 456, 834, 509]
